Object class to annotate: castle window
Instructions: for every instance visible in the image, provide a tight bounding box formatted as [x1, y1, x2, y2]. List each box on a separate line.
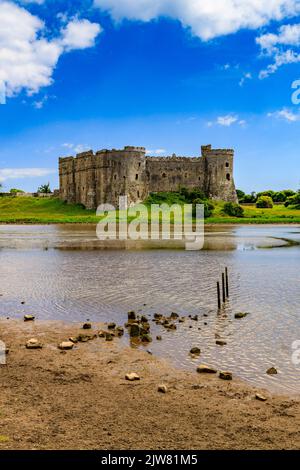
[114, 174, 117, 180]
[185, 173, 188, 178]
[137, 190, 140, 198]
[162, 173, 166, 178]
[135, 174, 139, 180]
[226, 173, 231, 181]
[198, 177, 201, 181]
[225, 162, 229, 168]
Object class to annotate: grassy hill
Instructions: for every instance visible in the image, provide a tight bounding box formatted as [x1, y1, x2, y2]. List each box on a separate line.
[0, 196, 300, 224]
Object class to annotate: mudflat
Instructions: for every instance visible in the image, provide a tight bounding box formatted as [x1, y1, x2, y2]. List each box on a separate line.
[0, 318, 299, 450]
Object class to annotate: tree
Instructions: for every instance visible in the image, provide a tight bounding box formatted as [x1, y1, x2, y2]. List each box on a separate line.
[223, 202, 244, 217]
[256, 196, 273, 208]
[236, 189, 245, 202]
[37, 183, 51, 194]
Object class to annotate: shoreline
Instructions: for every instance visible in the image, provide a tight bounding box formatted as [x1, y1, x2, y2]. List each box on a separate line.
[1, 318, 300, 450]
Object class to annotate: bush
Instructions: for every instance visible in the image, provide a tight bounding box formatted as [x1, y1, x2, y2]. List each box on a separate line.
[192, 198, 214, 218]
[256, 196, 273, 208]
[223, 202, 244, 217]
[10, 188, 24, 194]
[285, 192, 300, 207]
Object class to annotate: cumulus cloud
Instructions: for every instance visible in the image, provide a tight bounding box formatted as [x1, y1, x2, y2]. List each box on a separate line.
[0, 168, 56, 182]
[267, 107, 300, 121]
[95, 0, 300, 40]
[0, 2, 102, 97]
[257, 23, 300, 77]
[207, 114, 246, 127]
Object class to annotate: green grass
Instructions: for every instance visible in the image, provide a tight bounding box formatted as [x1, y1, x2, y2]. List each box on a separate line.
[1, 196, 300, 224]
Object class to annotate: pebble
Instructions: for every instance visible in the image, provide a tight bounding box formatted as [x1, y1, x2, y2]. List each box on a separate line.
[24, 315, 35, 322]
[108, 322, 116, 330]
[128, 311, 136, 321]
[190, 347, 201, 355]
[256, 393, 267, 402]
[58, 341, 74, 351]
[26, 338, 43, 350]
[266, 367, 278, 375]
[216, 340, 227, 346]
[158, 384, 168, 394]
[82, 323, 92, 330]
[197, 364, 217, 374]
[125, 373, 140, 381]
[234, 312, 249, 319]
[156, 336, 162, 341]
[219, 371, 233, 381]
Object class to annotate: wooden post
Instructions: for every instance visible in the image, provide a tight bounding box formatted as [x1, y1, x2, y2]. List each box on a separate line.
[225, 267, 229, 298]
[222, 272, 226, 303]
[217, 282, 221, 310]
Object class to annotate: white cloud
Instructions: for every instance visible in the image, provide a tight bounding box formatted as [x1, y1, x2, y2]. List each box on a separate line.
[61, 143, 92, 153]
[268, 107, 300, 121]
[0, 168, 56, 182]
[257, 23, 300, 77]
[146, 148, 166, 155]
[0, 2, 102, 97]
[239, 72, 252, 87]
[95, 0, 300, 41]
[61, 18, 102, 51]
[207, 114, 246, 127]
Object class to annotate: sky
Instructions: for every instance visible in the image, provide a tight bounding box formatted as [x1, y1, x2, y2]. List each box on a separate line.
[1, 1, 300, 193]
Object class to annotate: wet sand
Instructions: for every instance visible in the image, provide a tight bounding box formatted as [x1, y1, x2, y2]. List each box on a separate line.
[0, 318, 300, 450]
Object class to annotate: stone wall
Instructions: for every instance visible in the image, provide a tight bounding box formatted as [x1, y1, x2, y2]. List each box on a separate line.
[59, 144, 238, 209]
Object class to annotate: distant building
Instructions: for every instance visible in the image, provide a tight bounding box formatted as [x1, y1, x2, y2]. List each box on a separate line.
[59, 144, 238, 209]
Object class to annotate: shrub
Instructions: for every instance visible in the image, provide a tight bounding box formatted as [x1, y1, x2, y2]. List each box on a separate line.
[223, 202, 244, 217]
[256, 196, 273, 208]
[10, 188, 24, 194]
[192, 198, 214, 218]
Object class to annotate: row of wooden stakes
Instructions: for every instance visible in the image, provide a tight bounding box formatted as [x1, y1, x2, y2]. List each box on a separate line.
[217, 267, 229, 310]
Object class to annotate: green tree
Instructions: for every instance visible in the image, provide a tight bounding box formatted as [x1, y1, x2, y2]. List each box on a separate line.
[256, 196, 273, 208]
[223, 202, 244, 217]
[38, 183, 51, 194]
[236, 189, 245, 203]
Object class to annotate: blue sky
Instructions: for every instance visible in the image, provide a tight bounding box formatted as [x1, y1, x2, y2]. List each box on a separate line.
[1, 0, 300, 193]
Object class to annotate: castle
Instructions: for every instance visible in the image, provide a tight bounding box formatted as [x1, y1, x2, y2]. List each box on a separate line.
[59, 144, 237, 209]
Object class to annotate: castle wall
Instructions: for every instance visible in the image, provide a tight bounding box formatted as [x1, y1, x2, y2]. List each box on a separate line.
[59, 144, 238, 209]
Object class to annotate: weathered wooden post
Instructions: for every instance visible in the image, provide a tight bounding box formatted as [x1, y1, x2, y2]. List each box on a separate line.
[222, 272, 226, 303]
[217, 282, 221, 310]
[225, 267, 229, 298]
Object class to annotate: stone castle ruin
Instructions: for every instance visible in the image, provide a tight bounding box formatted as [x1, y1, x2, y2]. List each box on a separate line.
[59, 144, 238, 209]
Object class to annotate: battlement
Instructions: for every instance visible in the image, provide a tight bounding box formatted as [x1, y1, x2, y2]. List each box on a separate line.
[59, 143, 237, 208]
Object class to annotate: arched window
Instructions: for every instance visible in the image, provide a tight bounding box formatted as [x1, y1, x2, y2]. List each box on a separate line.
[226, 173, 231, 181]
[162, 173, 167, 178]
[225, 162, 229, 168]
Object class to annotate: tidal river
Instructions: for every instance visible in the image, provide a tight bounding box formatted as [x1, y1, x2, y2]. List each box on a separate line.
[1, 224, 300, 395]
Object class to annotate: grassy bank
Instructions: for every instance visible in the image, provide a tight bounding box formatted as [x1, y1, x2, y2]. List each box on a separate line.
[1, 196, 300, 224]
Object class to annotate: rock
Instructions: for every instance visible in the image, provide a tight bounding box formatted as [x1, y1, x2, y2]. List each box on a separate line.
[21, 301, 25, 305]
[129, 323, 141, 337]
[141, 334, 152, 343]
[58, 341, 74, 351]
[190, 347, 201, 355]
[26, 339, 43, 350]
[158, 384, 168, 393]
[197, 364, 217, 374]
[82, 323, 92, 330]
[179, 317, 186, 323]
[216, 340, 227, 346]
[156, 336, 162, 341]
[141, 315, 148, 323]
[108, 322, 116, 330]
[116, 326, 124, 336]
[203, 313, 208, 317]
[219, 371, 233, 381]
[266, 367, 278, 375]
[141, 323, 150, 333]
[128, 311, 136, 321]
[235, 312, 249, 319]
[105, 333, 113, 341]
[191, 315, 199, 321]
[125, 372, 140, 381]
[204, 322, 208, 326]
[69, 337, 78, 344]
[166, 323, 177, 330]
[154, 313, 163, 320]
[77, 333, 93, 342]
[98, 330, 106, 338]
[24, 315, 35, 322]
[170, 312, 179, 319]
[256, 393, 267, 402]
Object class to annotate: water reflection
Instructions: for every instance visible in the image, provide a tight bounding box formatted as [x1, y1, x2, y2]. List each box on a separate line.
[1, 224, 300, 394]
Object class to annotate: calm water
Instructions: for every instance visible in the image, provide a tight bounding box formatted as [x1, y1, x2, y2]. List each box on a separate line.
[1, 224, 300, 395]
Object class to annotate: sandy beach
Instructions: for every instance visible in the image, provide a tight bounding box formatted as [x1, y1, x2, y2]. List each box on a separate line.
[0, 318, 300, 450]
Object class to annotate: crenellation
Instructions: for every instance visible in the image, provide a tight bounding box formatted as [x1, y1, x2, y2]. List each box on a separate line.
[59, 144, 238, 209]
